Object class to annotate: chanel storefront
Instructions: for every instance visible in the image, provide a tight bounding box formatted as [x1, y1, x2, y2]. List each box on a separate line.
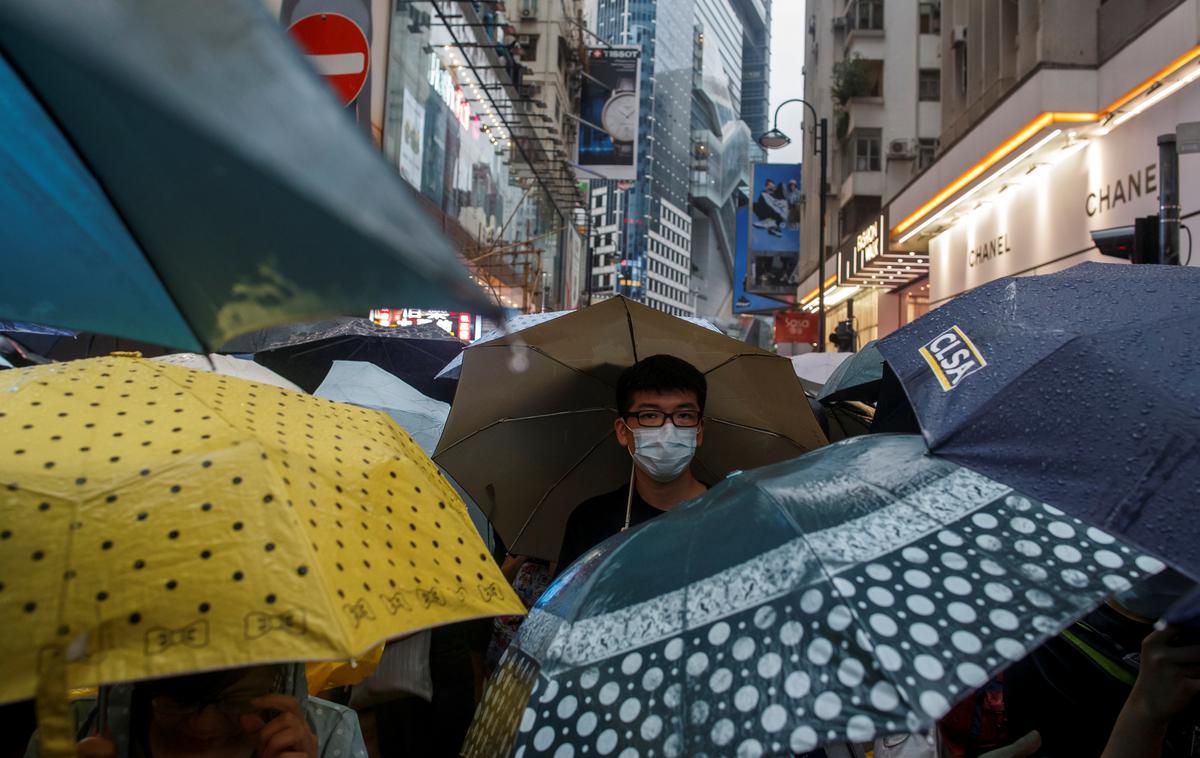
[888, 3, 1200, 308]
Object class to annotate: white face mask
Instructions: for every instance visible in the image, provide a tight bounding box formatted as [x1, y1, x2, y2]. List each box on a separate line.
[628, 423, 698, 482]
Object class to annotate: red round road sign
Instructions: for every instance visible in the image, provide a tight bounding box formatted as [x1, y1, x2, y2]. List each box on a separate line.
[287, 13, 370, 106]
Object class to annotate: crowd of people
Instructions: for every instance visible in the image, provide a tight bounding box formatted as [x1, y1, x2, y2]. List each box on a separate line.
[3, 353, 1197, 758]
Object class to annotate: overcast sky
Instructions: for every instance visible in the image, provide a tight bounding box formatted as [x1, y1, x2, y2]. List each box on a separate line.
[767, 2, 807, 165]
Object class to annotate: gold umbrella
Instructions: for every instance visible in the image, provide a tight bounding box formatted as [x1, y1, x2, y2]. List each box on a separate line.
[0, 356, 522, 730]
[435, 297, 828, 560]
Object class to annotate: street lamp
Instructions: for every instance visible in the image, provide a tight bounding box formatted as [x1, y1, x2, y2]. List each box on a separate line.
[757, 128, 791, 150]
[758, 98, 829, 351]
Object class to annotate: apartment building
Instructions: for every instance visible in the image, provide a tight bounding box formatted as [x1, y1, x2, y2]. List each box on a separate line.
[797, 0, 941, 347]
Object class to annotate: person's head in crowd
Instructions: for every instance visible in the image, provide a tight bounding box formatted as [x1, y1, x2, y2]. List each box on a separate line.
[66, 664, 324, 758]
[614, 355, 706, 484]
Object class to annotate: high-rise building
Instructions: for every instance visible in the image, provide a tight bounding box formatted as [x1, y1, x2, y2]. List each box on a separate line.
[512, 0, 590, 309]
[689, 0, 752, 318]
[587, 0, 765, 319]
[276, 0, 586, 314]
[587, 0, 699, 316]
[731, 0, 771, 153]
[795, 0, 940, 347]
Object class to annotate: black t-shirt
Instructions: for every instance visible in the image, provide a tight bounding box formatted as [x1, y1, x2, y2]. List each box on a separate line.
[555, 483, 667, 576]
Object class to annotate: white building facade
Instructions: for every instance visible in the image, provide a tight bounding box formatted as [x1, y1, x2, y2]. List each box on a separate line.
[889, 0, 1200, 308]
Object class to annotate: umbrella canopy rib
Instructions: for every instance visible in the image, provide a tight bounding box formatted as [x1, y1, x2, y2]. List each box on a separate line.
[507, 429, 622, 554]
[470, 342, 620, 392]
[435, 408, 616, 458]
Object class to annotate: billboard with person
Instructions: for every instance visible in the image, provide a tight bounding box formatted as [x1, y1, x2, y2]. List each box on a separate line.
[746, 163, 801, 296]
[734, 204, 792, 314]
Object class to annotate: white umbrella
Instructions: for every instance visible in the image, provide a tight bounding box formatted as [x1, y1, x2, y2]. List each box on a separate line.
[153, 352, 303, 392]
[315, 360, 450, 454]
[790, 351, 854, 393]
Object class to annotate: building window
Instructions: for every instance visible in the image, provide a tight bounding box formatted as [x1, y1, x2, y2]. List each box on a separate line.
[516, 34, 538, 62]
[850, 0, 884, 31]
[956, 41, 968, 97]
[919, 2, 940, 35]
[919, 69, 940, 101]
[917, 138, 939, 169]
[846, 129, 882, 172]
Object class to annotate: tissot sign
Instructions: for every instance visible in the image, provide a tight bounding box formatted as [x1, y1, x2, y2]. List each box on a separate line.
[927, 81, 1200, 303]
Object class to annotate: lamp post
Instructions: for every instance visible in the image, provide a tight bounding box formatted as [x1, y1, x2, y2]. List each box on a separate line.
[757, 99, 829, 351]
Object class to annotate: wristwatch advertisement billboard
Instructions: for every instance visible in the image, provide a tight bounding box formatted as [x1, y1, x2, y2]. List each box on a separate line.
[576, 46, 640, 181]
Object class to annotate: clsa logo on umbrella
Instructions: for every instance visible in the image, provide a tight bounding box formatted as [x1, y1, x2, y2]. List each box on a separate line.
[919, 325, 987, 391]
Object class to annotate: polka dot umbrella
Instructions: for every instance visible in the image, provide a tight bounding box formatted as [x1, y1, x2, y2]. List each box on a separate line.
[0, 356, 523, 731]
[463, 435, 1166, 757]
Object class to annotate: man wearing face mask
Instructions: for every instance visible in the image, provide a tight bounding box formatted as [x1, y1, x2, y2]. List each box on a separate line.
[555, 355, 708, 575]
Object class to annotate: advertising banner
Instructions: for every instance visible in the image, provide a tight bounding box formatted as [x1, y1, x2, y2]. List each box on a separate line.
[746, 162, 802, 296]
[398, 89, 425, 187]
[577, 47, 640, 181]
[773, 310, 819, 345]
[734, 205, 791, 314]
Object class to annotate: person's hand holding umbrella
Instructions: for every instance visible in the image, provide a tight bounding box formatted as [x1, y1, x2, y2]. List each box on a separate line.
[1101, 626, 1200, 758]
[240, 695, 319, 758]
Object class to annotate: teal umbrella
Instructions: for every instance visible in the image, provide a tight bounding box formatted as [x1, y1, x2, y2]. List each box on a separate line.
[817, 340, 885, 404]
[0, 0, 491, 351]
[464, 435, 1165, 757]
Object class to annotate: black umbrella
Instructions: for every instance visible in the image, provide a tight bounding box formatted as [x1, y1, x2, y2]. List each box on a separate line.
[3, 331, 173, 362]
[224, 318, 465, 401]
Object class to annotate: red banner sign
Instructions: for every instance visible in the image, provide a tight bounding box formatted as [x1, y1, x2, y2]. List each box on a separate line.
[774, 310, 819, 345]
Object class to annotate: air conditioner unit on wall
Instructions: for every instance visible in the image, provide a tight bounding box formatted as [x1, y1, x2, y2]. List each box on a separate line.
[832, 17, 848, 32]
[521, 8, 535, 18]
[952, 25, 968, 47]
[888, 139, 916, 160]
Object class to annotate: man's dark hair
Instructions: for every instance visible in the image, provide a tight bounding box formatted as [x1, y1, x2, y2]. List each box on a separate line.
[616, 354, 707, 415]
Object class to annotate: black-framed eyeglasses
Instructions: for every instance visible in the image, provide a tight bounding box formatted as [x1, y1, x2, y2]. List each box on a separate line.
[622, 410, 702, 428]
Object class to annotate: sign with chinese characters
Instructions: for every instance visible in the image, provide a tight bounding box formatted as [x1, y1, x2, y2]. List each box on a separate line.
[369, 309, 480, 341]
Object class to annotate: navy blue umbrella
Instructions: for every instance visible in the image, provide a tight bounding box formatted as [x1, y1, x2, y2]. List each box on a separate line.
[875, 262, 1200, 581]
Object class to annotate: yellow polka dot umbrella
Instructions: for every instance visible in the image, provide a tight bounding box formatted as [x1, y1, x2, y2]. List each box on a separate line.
[0, 356, 523, 714]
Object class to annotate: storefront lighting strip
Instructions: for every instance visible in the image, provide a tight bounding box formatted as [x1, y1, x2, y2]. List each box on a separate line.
[892, 46, 1200, 244]
[798, 275, 839, 307]
[894, 119, 1079, 243]
[801, 285, 859, 312]
[1108, 64, 1200, 129]
[1104, 45, 1200, 113]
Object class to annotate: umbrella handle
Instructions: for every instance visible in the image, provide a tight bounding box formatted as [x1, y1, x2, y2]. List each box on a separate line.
[95, 687, 108, 737]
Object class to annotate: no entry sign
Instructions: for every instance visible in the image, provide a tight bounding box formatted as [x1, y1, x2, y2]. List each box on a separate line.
[287, 12, 369, 106]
